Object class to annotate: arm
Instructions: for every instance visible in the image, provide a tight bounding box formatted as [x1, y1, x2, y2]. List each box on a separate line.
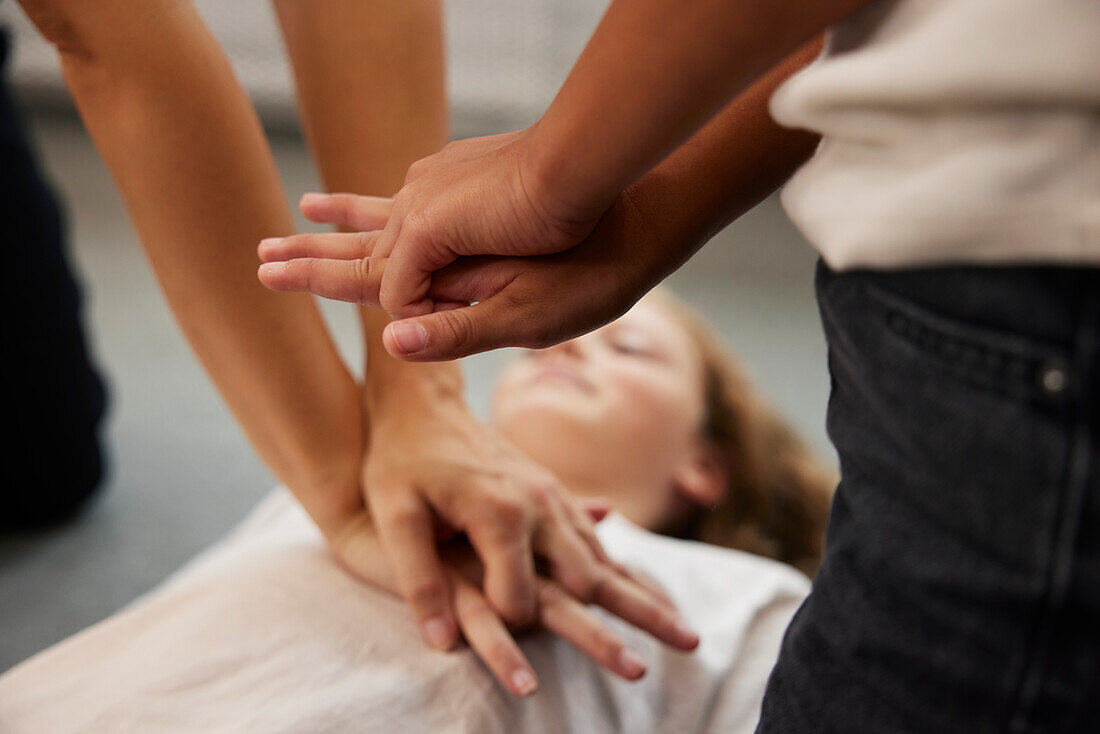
[525, 0, 863, 223]
[272, 0, 693, 658]
[16, 0, 362, 535]
[258, 0, 852, 334]
[259, 35, 824, 360]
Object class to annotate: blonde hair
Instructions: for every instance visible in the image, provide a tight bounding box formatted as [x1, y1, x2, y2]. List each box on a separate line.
[646, 288, 836, 576]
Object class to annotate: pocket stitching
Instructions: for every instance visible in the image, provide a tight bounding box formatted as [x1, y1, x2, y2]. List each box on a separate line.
[860, 280, 1071, 402]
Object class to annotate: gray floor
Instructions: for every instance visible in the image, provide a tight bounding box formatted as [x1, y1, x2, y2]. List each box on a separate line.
[0, 111, 833, 672]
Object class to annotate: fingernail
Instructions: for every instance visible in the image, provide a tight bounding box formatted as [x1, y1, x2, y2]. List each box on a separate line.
[389, 321, 428, 354]
[511, 668, 538, 696]
[300, 192, 325, 205]
[673, 617, 700, 647]
[618, 647, 646, 678]
[422, 616, 454, 650]
[258, 261, 287, 275]
[259, 237, 283, 250]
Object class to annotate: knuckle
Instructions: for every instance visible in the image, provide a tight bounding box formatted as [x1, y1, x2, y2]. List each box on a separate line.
[355, 232, 375, 257]
[406, 579, 446, 610]
[300, 258, 321, 289]
[433, 309, 474, 352]
[642, 602, 671, 635]
[484, 494, 526, 529]
[362, 257, 384, 303]
[498, 598, 537, 628]
[454, 592, 486, 621]
[537, 582, 566, 608]
[564, 567, 608, 604]
[353, 259, 373, 303]
[524, 481, 558, 514]
[404, 157, 429, 183]
[384, 501, 423, 529]
[465, 602, 502, 632]
[402, 207, 436, 238]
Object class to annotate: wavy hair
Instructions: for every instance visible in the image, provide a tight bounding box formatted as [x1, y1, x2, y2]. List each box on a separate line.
[646, 288, 836, 576]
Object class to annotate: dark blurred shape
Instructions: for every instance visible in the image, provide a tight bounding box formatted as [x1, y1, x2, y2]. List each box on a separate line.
[0, 26, 108, 530]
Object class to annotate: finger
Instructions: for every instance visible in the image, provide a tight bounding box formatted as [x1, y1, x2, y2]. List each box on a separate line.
[379, 225, 460, 320]
[464, 515, 538, 629]
[452, 576, 539, 697]
[538, 524, 699, 651]
[299, 192, 393, 231]
[258, 231, 381, 263]
[536, 580, 647, 681]
[585, 567, 698, 651]
[607, 561, 677, 612]
[424, 256, 523, 305]
[559, 495, 611, 564]
[372, 494, 458, 651]
[381, 295, 540, 361]
[257, 256, 386, 306]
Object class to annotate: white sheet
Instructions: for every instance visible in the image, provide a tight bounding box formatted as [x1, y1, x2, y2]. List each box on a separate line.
[0, 489, 808, 733]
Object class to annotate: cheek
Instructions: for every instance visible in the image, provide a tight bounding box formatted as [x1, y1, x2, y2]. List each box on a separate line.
[489, 367, 529, 420]
[607, 369, 703, 443]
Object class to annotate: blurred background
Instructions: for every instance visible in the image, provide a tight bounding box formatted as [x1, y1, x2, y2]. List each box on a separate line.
[0, 0, 830, 670]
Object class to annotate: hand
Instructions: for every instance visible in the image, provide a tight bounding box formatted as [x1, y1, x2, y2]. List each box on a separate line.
[258, 183, 684, 361]
[259, 126, 610, 317]
[357, 386, 699, 654]
[330, 514, 664, 697]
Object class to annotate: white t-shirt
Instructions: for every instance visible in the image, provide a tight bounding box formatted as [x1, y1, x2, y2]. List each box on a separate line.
[0, 489, 808, 734]
[770, 0, 1100, 270]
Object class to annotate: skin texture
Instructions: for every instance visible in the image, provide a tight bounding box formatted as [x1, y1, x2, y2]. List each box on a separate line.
[18, 0, 691, 696]
[258, 33, 828, 361]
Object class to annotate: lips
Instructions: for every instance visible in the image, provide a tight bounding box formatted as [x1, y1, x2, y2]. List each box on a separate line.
[527, 365, 594, 392]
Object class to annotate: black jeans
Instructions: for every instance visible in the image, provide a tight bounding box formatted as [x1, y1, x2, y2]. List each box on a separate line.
[757, 261, 1100, 733]
[1, 27, 108, 528]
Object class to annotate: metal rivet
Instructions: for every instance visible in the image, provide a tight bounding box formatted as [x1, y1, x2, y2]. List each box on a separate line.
[1040, 365, 1067, 394]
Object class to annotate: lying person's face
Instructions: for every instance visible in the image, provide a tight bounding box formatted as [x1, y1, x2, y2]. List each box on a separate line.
[490, 296, 728, 532]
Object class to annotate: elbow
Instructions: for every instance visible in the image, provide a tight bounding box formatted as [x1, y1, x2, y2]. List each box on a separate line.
[18, 1, 97, 62]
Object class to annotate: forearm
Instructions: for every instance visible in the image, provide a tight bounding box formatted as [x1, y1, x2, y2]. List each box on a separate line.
[20, 0, 363, 531]
[273, 0, 462, 413]
[619, 36, 824, 280]
[527, 0, 862, 221]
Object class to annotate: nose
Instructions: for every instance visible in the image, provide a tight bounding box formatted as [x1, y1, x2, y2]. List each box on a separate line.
[535, 335, 589, 362]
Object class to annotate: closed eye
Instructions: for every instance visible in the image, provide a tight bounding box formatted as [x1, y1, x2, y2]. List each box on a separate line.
[610, 340, 655, 358]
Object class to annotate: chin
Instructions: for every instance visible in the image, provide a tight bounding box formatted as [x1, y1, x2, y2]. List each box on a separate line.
[494, 405, 604, 465]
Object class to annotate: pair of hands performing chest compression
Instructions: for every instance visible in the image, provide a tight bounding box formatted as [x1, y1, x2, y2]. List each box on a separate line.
[256, 0, 864, 697]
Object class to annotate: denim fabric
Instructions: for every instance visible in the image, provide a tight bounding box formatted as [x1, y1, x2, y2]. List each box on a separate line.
[757, 260, 1100, 733]
[1, 27, 108, 528]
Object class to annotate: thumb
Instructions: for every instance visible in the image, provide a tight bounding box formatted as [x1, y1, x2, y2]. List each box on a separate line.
[382, 295, 535, 361]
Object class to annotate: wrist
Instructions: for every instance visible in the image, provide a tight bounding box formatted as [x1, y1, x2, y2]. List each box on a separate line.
[364, 361, 465, 417]
[287, 465, 366, 540]
[519, 120, 620, 228]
